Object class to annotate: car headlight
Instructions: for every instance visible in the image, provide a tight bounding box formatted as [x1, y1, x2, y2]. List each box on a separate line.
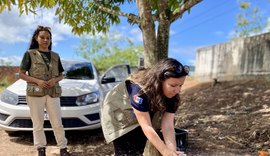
[76, 91, 100, 106]
[0, 89, 18, 105]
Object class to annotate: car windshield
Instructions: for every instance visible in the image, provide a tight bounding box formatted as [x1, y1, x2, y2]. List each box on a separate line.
[62, 60, 95, 80]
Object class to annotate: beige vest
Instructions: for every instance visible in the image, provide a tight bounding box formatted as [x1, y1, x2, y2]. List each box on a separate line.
[101, 80, 164, 155]
[101, 80, 162, 141]
[100, 80, 140, 143]
[26, 49, 62, 98]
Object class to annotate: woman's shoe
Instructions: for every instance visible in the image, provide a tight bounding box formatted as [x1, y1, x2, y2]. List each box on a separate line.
[38, 147, 46, 156]
[60, 148, 70, 156]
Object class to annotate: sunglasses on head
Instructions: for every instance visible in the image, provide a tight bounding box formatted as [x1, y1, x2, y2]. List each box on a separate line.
[37, 25, 51, 31]
[176, 65, 190, 74]
[164, 65, 190, 77]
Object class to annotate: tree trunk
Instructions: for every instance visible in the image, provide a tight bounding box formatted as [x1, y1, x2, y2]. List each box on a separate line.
[137, 0, 171, 68]
[137, 0, 157, 68]
[156, 0, 170, 61]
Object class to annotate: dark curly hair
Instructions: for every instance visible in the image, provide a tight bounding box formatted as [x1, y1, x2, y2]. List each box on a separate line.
[129, 58, 189, 112]
[29, 25, 52, 50]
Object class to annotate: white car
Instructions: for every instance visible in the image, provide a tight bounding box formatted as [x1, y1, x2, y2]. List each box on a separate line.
[0, 60, 131, 134]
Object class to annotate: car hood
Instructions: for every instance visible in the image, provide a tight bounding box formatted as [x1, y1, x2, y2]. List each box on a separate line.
[60, 79, 100, 96]
[7, 79, 100, 96]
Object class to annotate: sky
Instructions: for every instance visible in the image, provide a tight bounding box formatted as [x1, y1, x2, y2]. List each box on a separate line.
[0, 0, 269, 67]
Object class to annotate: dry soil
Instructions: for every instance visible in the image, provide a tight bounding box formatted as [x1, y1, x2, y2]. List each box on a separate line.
[0, 77, 269, 156]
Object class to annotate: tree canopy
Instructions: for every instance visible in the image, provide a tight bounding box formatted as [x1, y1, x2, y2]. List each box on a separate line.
[0, 0, 202, 67]
[233, 0, 269, 38]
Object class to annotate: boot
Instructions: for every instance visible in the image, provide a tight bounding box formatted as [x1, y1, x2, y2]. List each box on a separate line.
[37, 147, 46, 156]
[60, 148, 71, 156]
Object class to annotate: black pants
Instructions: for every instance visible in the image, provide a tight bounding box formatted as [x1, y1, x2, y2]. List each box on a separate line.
[113, 126, 147, 156]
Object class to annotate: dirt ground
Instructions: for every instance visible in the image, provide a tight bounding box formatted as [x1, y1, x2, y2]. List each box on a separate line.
[0, 76, 269, 156]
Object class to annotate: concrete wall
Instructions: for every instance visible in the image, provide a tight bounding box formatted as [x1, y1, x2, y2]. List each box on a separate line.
[194, 32, 270, 82]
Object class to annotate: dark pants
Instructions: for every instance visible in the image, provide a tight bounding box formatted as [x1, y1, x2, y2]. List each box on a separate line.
[113, 126, 147, 156]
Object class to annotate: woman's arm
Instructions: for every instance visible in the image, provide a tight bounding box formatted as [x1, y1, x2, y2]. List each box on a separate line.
[19, 70, 49, 88]
[132, 109, 181, 156]
[161, 112, 177, 151]
[47, 73, 64, 87]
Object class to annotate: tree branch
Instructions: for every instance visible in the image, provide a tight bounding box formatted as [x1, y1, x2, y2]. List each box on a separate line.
[170, 0, 203, 23]
[93, 1, 141, 24]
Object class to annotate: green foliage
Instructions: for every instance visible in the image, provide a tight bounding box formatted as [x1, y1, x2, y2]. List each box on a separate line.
[75, 31, 143, 72]
[0, 0, 55, 15]
[169, 0, 183, 12]
[54, 1, 129, 35]
[0, 76, 11, 91]
[0, 0, 202, 67]
[0, 1, 123, 35]
[0, 0, 197, 36]
[233, 0, 267, 38]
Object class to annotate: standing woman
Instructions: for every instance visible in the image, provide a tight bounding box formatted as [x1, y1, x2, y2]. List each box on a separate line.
[101, 58, 189, 156]
[19, 26, 70, 156]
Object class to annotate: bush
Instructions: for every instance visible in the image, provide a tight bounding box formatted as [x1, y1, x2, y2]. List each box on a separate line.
[0, 77, 11, 91]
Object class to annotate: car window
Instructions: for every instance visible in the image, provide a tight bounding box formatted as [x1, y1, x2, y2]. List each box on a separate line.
[103, 65, 129, 82]
[63, 62, 95, 80]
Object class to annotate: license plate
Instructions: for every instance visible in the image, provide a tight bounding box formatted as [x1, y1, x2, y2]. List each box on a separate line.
[44, 111, 49, 120]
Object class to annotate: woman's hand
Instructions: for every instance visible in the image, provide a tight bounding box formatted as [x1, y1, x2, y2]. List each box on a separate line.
[47, 78, 56, 87]
[37, 79, 50, 88]
[48, 73, 64, 87]
[161, 147, 185, 156]
[47, 74, 63, 88]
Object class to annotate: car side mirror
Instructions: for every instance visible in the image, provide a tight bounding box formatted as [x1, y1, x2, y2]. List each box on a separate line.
[101, 77, 116, 84]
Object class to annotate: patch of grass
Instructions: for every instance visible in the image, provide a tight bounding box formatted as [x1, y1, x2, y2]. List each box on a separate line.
[0, 86, 5, 92]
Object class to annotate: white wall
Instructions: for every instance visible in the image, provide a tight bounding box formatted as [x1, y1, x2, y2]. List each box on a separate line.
[194, 32, 270, 82]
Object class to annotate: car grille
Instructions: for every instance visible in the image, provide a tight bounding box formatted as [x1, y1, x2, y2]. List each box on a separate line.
[18, 96, 27, 105]
[18, 96, 78, 106]
[9, 118, 88, 128]
[60, 97, 77, 106]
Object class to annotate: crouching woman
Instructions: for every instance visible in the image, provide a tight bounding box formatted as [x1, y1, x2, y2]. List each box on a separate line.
[100, 58, 189, 156]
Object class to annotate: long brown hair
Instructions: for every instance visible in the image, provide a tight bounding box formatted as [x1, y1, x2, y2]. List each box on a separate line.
[29, 25, 52, 50]
[129, 58, 189, 112]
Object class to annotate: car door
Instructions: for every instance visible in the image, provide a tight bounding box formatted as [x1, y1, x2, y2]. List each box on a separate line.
[100, 64, 131, 96]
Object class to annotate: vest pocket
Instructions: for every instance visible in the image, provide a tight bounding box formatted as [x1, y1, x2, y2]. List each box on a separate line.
[113, 108, 138, 129]
[26, 85, 46, 97]
[51, 86, 62, 98]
